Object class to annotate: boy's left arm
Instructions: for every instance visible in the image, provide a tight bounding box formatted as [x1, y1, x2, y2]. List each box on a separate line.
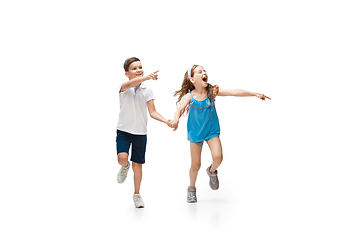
[218, 88, 271, 101]
[147, 100, 173, 126]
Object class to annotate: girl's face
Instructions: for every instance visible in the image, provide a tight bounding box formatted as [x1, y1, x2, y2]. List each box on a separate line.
[125, 61, 144, 79]
[190, 66, 208, 88]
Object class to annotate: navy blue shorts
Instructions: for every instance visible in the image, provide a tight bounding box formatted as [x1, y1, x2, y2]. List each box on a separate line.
[116, 130, 147, 164]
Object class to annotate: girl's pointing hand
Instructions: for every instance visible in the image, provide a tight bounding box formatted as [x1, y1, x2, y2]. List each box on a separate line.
[257, 93, 271, 101]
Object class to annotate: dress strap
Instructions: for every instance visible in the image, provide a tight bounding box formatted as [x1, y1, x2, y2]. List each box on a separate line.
[188, 89, 194, 98]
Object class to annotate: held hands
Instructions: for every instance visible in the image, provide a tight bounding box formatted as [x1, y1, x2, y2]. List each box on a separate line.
[166, 120, 178, 131]
[256, 93, 271, 101]
[146, 70, 159, 80]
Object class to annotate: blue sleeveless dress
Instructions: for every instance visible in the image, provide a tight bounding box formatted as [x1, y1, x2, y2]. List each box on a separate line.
[187, 89, 220, 143]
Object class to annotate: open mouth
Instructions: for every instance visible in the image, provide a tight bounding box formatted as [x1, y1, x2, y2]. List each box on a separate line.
[202, 75, 208, 83]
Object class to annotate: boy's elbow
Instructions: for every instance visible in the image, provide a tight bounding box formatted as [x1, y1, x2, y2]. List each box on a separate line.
[149, 111, 156, 119]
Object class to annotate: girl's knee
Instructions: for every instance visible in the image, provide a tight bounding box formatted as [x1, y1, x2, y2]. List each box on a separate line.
[191, 162, 201, 171]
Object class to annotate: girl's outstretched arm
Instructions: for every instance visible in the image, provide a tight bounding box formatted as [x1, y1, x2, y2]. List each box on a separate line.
[217, 88, 271, 101]
[172, 93, 192, 131]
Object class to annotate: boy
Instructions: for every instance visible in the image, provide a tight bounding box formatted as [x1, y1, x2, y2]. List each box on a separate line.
[116, 57, 172, 208]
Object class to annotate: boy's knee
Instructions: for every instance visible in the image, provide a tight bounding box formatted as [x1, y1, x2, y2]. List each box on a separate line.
[117, 153, 129, 166]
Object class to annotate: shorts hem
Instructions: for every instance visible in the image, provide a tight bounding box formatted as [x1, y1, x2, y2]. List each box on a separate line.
[190, 134, 219, 146]
[130, 159, 145, 164]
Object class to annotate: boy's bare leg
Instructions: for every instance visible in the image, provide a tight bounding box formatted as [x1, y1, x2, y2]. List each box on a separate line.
[207, 137, 223, 173]
[117, 152, 129, 167]
[189, 142, 203, 188]
[117, 152, 130, 184]
[132, 162, 142, 194]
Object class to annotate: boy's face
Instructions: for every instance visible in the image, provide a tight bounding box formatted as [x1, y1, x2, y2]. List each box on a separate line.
[125, 61, 144, 80]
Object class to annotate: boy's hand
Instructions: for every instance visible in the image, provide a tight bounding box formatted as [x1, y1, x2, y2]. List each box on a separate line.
[256, 93, 271, 101]
[166, 119, 176, 128]
[166, 119, 173, 128]
[146, 70, 159, 80]
[166, 119, 178, 131]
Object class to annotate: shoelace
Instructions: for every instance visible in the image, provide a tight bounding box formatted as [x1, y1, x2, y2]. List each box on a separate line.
[121, 166, 128, 174]
[210, 175, 218, 184]
[188, 190, 196, 198]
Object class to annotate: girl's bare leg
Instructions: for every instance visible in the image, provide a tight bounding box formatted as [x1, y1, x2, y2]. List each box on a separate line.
[189, 142, 203, 188]
[207, 137, 223, 173]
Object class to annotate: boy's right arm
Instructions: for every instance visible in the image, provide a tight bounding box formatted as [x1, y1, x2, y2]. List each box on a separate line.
[173, 93, 192, 131]
[120, 70, 159, 93]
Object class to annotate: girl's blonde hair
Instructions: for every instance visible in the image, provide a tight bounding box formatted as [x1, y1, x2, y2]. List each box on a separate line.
[174, 65, 219, 115]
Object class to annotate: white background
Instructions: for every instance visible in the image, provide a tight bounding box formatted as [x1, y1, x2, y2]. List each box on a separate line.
[1, 0, 359, 239]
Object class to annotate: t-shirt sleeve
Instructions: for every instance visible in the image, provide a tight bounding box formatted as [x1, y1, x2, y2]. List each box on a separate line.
[146, 88, 156, 102]
[119, 79, 128, 93]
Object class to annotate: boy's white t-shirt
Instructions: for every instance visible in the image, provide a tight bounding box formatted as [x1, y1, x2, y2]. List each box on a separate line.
[116, 80, 155, 135]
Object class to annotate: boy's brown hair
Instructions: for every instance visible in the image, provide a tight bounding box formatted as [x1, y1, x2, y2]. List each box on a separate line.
[123, 57, 140, 72]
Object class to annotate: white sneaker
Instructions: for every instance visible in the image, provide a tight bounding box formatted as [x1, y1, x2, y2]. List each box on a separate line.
[133, 194, 145, 208]
[117, 161, 130, 184]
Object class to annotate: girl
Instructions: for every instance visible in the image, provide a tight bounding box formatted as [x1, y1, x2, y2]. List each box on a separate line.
[171, 65, 271, 203]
